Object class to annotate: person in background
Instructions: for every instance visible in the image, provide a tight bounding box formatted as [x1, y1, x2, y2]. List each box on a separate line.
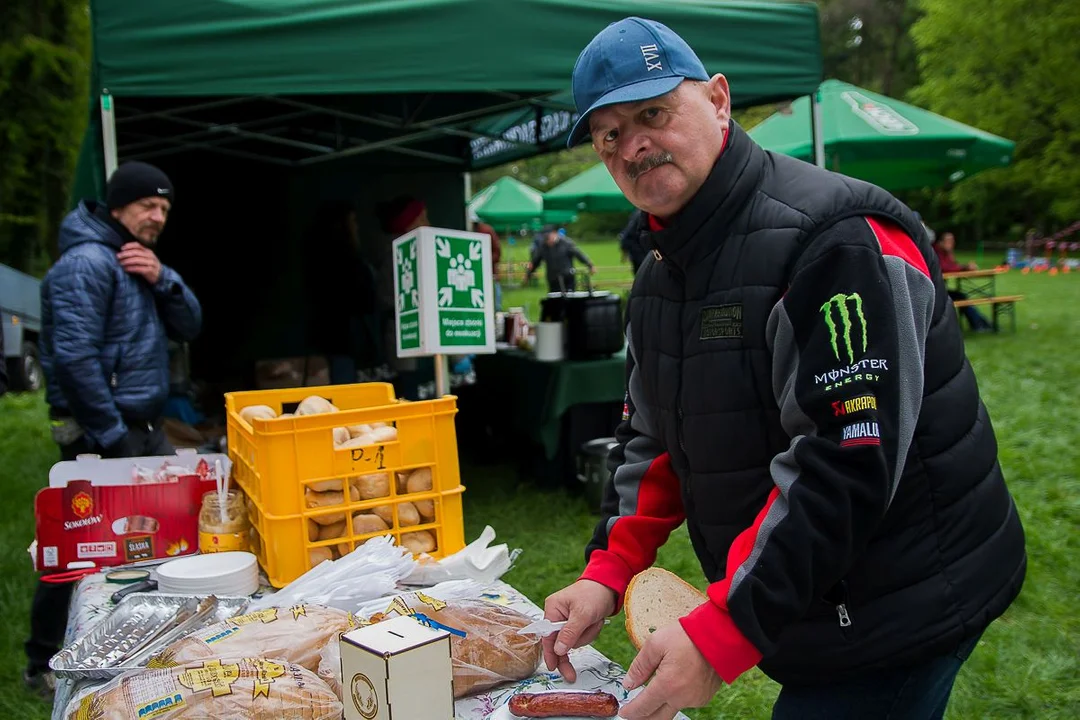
[474, 219, 504, 311]
[934, 232, 994, 332]
[305, 201, 380, 383]
[619, 209, 649, 273]
[30, 161, 201, 698]
[525, 225, 596, 293]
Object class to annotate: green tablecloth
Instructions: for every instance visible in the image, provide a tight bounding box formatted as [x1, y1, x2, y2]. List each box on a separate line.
[473, 348, 626, 460]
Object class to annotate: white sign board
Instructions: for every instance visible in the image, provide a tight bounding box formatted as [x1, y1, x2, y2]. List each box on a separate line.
[392, 226, 495, 357]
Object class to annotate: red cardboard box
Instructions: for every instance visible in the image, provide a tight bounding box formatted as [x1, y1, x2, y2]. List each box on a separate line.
[33, 458, 221, 573]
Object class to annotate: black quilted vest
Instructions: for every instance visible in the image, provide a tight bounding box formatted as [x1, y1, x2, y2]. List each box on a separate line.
[627, 122, 1026, 682]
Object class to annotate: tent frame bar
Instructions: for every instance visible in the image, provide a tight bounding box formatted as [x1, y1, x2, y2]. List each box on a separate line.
[106, 90, 575, 168]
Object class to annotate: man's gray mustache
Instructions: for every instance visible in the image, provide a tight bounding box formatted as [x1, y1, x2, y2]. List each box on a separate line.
[628, 152, 674, 180]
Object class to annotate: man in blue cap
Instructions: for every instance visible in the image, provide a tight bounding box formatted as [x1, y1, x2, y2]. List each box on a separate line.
[541, 17, 1025, 720]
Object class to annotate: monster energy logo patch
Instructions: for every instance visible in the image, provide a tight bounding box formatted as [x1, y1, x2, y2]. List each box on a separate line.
[821, 293, 868, 364]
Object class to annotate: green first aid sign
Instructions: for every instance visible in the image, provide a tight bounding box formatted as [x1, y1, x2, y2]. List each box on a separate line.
[392, 227, 495, 357]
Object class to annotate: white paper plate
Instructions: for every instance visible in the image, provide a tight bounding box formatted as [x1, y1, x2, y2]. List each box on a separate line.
[486, 689, 623, 720]
[157, 552, 257, 581]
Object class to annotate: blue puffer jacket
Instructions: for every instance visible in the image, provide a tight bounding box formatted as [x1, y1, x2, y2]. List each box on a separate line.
[40, 201, 202, 449]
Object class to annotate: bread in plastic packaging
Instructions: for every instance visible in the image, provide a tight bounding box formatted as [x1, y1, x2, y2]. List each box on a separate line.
[66, 656, 342, 720]
[430, 600, 542, 697]
[147, 604, 354, 673]
[343, 596, 541, 698]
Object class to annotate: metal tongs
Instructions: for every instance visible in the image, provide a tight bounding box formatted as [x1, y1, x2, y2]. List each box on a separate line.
[112, 595, 220, 667]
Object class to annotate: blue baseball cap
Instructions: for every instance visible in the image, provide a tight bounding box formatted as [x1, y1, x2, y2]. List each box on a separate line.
[567, 17, 710, 148]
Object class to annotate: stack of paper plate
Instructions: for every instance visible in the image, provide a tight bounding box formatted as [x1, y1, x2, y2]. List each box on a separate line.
[156, 552, 259, 596]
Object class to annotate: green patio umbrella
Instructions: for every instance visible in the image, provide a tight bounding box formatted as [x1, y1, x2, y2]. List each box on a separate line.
[748, 79, 1015, 191]
[543, 163, 634, 213]
[468, 176, 575, 230]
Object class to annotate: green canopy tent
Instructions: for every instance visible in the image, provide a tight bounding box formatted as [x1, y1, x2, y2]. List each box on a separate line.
[76, 0, 824, 194]
[467, 176, 576, 232]
[748, 79, 1015, 191]
[543, 163, 632, 213]
[73, 0, 823, 379]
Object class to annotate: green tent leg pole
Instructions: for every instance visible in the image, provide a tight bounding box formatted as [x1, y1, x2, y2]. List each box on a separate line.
[100, 90, 118, 183]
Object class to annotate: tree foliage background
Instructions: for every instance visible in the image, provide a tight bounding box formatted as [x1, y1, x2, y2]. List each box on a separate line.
[0, 0, 90, 276]
[2, 1, 1079, 273]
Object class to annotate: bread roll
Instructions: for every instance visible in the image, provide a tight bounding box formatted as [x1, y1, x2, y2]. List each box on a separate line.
[371, 425, 398, 442]
[305, 485, 359, 525]
[278, 412, 294, 419]
[415, 499, 436, 522]
[239, 405, 277, 423]
[339, 433, 376, 449]
[351, 512, 389, 536]
[401, 530, 437, 554]
[66, 657, 342, 720]
[309, 546, 333, 567]
[332, 426, 350, 446]
[317, 520, 347, 540]
[307, 478, 345, 493]
[396, 501, 420, 527]
[353, 473, 390, 499]
[297, 395, 336, 416]
[307, 519, 319, 542]
[370, 504, 394, 526]
[377, 500, 425, 526]
[406, 467, 433, 493]
[371, 421, 389, 429]
[347, 424, 373, 438]
[394, 472, 409, 494]
[427, 601, 542, 698]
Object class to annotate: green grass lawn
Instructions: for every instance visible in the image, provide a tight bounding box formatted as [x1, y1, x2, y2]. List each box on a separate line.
[2, 256, 1077, 718]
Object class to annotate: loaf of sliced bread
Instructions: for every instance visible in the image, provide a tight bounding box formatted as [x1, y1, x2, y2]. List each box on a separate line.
[624, 567, 707, 650]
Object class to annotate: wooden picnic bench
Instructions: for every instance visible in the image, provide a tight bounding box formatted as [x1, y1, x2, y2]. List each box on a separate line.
[951, 294, 1024, 332]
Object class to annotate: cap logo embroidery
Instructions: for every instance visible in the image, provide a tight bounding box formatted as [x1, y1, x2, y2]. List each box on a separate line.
[640, 44, 662, 71]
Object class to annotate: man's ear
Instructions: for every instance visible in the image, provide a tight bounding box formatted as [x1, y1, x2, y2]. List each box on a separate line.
[706, 73, 731, 122]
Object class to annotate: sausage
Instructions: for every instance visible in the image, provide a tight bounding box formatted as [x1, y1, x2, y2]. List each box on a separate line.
[508, 691, 620, 718]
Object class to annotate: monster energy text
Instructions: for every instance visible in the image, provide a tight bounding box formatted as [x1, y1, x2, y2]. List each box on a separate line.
[821, 292, 868, 364]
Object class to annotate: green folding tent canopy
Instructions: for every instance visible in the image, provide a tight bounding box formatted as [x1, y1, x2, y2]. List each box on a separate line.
[75, 0, 824, 199]
[467, 176, 576, 229]
[747, 79, 1015, 191]
[543, 163, 633, 213]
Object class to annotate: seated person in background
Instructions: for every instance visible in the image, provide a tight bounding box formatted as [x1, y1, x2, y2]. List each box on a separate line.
[934, 232, 993, 332]
[525, 225, 595, 293]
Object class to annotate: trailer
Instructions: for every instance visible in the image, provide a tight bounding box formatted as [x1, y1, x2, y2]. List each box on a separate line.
[0, 262, 43, 391]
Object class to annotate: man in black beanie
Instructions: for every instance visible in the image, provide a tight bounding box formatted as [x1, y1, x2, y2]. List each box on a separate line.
[26, 161, 201, 698]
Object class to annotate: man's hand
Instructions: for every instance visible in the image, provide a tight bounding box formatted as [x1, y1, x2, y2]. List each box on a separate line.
[118, 242, 162, 285]
[589, 265, 597, 275]
[542, 579, 617, 683]
[618, 622, 722, 720]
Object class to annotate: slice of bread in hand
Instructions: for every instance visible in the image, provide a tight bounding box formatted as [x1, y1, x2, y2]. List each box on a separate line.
[624, 567, 707, 650]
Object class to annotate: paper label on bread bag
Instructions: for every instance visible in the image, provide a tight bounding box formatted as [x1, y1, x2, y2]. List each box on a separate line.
[198, 530, 248, 554]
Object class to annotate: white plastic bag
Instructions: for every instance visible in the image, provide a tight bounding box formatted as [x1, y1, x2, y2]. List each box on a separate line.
[247, 535, 417, 612]
[401, 525, 520, 587]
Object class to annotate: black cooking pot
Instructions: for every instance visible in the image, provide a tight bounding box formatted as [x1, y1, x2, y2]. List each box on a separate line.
[540, 276, 623, 360]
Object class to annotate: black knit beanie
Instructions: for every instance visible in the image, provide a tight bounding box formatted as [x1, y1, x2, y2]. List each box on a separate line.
[106, 161, 174, 210]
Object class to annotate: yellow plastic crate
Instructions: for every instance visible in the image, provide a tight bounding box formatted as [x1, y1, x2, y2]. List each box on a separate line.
[224, 382, 466, 587]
